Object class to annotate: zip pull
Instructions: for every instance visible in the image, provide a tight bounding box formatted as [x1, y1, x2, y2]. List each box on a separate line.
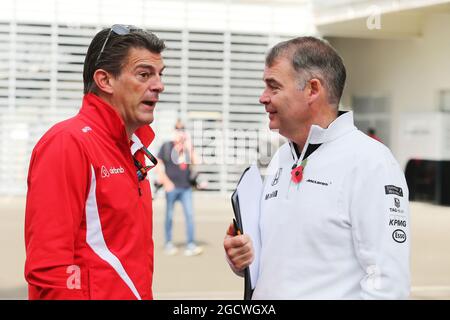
[138, 187, 142, 196]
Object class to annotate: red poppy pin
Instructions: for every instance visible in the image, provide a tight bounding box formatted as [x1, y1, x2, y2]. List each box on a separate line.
[291, 159, 307, 184]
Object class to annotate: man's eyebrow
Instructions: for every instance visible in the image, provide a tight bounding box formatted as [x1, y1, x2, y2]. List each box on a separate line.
[264, 78, 281, 87]
[135, 64, 166, 73]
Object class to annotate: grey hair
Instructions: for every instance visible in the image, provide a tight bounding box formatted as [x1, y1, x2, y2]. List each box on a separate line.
[266, 36, 346, 106]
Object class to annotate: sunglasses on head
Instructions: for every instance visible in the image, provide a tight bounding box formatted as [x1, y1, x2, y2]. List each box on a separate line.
[96, 24, 143, 65]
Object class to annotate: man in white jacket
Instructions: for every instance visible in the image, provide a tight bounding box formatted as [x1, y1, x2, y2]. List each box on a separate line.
[223, 36, 410, 299]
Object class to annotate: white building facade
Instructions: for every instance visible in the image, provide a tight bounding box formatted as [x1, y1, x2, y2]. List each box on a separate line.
[0, 0, 315, 194]
[2, 0, 450, 195]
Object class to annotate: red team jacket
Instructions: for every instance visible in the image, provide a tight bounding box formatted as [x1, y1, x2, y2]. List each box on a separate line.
[25, 93, 155, 299]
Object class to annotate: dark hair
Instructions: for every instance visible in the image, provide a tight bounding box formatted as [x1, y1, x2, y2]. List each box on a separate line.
[266, 36, 346, 106]
[83, 27, 166, 94]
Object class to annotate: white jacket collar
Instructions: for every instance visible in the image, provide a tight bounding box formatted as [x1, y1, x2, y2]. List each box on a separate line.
[130, 134, 144, 155]
[289, 111, 356, 162]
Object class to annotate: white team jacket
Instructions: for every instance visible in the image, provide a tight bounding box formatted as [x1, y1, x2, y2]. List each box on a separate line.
[253, 111, 410, 299]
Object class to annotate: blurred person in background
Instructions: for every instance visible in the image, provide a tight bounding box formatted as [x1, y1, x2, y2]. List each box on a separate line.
[156, 120, 205, 256]
[223, 36, 410, 299]
[25, 25, 165, 299]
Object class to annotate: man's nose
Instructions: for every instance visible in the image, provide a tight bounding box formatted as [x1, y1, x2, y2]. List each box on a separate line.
[151, 77, 164, 93]
[259, 90, 270, 105]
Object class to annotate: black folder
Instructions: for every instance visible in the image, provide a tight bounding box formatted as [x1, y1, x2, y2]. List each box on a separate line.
[231, 167, 254, 300]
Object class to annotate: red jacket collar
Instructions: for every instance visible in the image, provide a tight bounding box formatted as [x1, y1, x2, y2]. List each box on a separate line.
[80, 93, 155, 148]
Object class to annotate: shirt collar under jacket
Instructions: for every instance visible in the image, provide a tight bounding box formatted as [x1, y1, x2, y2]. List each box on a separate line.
[289, 111, 357, 163]
[80, 93, 155, 151]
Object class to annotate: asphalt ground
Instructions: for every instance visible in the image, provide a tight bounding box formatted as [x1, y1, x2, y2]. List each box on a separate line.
[1, 193, 450, 300]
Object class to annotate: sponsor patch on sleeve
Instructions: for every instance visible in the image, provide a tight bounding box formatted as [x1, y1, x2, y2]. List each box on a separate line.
[384, 185, 403, 197]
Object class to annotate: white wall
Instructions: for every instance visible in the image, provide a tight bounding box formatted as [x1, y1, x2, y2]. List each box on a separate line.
[396, 112, 450, 169]
[0, 0, 316, 36]
[0, 0, 315, 195]
[329, 13, 450, 167]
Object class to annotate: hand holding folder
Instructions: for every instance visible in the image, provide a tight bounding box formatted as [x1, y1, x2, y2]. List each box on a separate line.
[230, 164, 263, 300]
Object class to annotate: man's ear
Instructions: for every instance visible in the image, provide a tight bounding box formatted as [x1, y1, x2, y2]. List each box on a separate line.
[307, 78, 322, 105]
[93, 69, 114, 94]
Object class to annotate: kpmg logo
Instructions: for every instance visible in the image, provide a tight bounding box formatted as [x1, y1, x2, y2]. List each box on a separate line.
[66, 265, 81, 289]
[389, 219, 406, 227]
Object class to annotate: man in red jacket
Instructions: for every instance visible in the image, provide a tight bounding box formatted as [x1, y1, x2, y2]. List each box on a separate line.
[24, 25, 165, 300]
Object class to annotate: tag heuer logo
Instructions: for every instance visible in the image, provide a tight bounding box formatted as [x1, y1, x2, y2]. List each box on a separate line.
[394, 198, 400, 208]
